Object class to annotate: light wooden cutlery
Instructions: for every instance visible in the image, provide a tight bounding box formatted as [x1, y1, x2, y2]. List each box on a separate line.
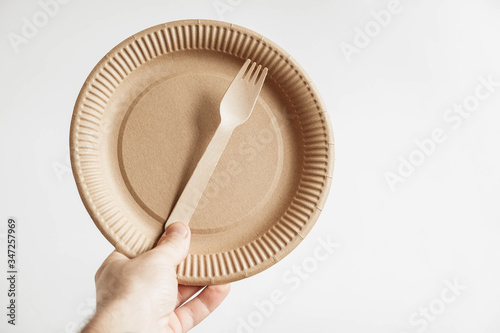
[165, 59, 268, 228]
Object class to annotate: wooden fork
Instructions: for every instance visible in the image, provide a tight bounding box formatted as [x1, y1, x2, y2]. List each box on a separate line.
[165, 59, 268, 228]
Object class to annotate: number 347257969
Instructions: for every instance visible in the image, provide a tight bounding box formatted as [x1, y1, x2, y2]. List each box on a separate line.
[7, 219, 16, 270]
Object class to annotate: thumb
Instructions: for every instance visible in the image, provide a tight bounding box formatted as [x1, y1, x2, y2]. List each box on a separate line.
[153, 222, 191, 266]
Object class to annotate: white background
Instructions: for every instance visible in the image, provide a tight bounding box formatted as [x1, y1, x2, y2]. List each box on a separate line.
[1, 0, 500, 332]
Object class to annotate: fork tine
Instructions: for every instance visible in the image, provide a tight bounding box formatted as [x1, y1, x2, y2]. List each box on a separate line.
[245, 62, 257, 80]
[255, 67, 268, 87]
[251, 65, 262, 83]
[236, 59, 252, 79]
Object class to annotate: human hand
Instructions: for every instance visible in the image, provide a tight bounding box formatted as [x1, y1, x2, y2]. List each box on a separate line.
[81, 222, 230, 333]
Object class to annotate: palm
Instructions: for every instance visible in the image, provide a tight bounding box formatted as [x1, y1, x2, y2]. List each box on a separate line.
[86, 223, 230, 333]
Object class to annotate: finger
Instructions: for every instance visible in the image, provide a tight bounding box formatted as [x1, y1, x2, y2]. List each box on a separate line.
[174, 284, 231, 332]
[151, 222, 191, 266]
[176, 285, 204, 308]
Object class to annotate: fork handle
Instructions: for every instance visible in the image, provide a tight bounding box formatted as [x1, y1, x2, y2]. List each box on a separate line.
[165, 125, 233, 229]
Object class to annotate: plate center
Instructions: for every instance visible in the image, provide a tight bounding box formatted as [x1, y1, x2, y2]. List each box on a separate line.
[118, 70, 283, 234]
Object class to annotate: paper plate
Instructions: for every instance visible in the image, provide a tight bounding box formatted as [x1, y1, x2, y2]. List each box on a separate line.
[70, 19, 334, 285]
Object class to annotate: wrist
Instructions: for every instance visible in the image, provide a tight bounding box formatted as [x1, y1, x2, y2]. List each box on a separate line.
[83, 297, 166, 333]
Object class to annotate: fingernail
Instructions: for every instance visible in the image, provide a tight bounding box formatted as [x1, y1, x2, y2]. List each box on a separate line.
[166, 222, 189, 238]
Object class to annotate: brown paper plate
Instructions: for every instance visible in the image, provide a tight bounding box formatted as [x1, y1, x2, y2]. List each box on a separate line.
[70, 19, 334, 285]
